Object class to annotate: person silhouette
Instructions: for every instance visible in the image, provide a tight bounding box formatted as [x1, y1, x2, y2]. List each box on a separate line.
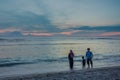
[86, 48, 93, 68]
[68, 50, 74, 70]
[82, 56, 86, 69]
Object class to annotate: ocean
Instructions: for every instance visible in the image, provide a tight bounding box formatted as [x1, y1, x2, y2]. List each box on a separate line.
[0, 37, 120, 77]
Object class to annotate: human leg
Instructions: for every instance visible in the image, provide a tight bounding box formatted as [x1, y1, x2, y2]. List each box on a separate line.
[87, 59, 90, 68]
[69, 58, 73, 70]
[90, 59, 93, 68]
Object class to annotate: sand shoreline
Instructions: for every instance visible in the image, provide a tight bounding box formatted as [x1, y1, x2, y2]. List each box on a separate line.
[1, 66, 120, 80]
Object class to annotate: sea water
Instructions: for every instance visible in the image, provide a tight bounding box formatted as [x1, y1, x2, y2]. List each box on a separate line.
[0, 37, 120, 77]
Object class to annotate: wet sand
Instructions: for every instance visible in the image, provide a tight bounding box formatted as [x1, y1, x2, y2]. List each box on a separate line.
[0, 66, 120, 80]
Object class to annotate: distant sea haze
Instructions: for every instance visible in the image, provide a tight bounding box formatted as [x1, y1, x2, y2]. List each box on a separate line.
[0, 37, 120, 77]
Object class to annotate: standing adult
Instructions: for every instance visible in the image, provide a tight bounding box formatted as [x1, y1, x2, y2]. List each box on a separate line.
[86, 48, 93, 68]
[68, 50, 74, 70]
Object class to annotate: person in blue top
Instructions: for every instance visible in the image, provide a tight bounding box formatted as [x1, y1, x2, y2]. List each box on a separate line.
[86, 48, 93, 68]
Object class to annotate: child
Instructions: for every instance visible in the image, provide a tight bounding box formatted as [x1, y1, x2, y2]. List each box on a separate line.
[82, 56, 86, 69]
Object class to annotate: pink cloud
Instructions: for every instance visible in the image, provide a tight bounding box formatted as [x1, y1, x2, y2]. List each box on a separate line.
[60, 30, 82, 35]
[100, 32, 120, 36]
[0, 29, 19, 33]
[31, 33, 54, 36]
[22, 32, 54, 36]
[22, 30, 82, 36]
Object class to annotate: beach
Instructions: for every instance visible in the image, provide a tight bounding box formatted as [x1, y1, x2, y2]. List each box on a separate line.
[0, 66, 120, 80]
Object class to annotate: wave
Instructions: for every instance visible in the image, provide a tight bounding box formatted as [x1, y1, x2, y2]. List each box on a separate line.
[0, 38, 25, 42]
[0, 62, 33, 67]
[0, 58, 34, 67]
[0, 42, 98, 46]
[0, 54, 120, 67]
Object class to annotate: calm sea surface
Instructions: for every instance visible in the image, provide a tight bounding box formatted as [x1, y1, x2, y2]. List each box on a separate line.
[0, 37, 120, 77]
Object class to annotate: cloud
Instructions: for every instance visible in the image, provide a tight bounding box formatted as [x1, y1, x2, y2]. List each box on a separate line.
[0, 31, 23, 37]
[0, 0, 60, 32]
[68, 25, 120, 37]
[0, 0, 120, 29]
[0, 11, 60, 32]
[0, 28, 19, 33]
[71, 25, 120, 32]
[0, 0, 120, 37]
[59, 30, 82, 35]
[100, 32, 120, 36]
[21, 30, 82, 36]
[29, 33, 54, 36]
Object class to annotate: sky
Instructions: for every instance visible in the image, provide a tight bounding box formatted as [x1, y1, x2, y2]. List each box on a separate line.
[0, 0, 120, 37]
